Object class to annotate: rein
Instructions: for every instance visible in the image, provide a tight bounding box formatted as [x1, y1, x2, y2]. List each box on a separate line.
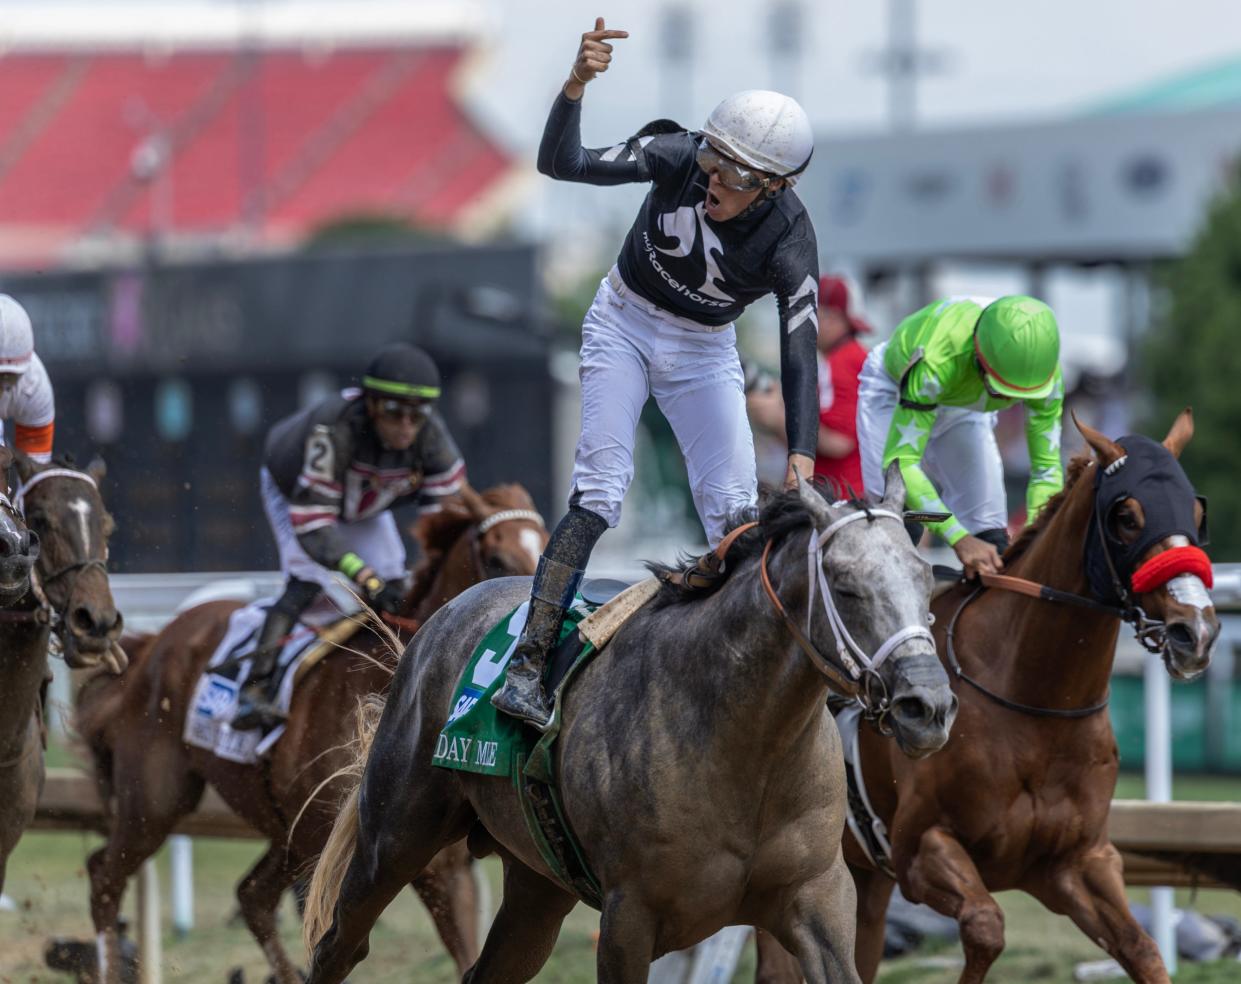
[937, 473, 1188, 718]
[756, 508, 936, 729]
[943, 585, 1111, 719]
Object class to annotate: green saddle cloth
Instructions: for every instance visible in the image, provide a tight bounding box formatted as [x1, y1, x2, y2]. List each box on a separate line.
[431, 596, 604, 906]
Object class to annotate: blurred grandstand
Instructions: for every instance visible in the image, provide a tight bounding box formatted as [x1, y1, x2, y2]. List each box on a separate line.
[0, 1, 516, 266]
[0, 2, 552, 573]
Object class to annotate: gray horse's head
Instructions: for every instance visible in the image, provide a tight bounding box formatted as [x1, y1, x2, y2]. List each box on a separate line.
[796, 464, 957, 758]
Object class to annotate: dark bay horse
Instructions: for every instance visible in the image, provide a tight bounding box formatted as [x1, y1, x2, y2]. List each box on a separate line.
[756, 410, 1220, 984]
[75, 483, 546, 984]
[303, 474, 958, 984]
[1, 452, 122, 894]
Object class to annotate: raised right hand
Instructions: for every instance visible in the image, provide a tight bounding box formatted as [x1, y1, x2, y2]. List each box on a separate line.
[953, 535, 1004, 580]
[566, 17, 629, 96]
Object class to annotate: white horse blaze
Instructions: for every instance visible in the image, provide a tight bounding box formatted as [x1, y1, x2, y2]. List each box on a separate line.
[1167, 574, 1211, 611]
[69, 497, 92, 554]
[518, 529, 543, 570]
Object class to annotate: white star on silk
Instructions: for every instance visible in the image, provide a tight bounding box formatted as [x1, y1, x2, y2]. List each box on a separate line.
[1031, 465, 1060, 484]
[894, 419, 928, 452]
[1043, 426, 1062, 453]
[919, 374, 942, 400]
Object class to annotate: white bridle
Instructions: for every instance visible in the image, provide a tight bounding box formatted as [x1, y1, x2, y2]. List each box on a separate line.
[476, 509, 545, 535]
[15, 468, 97, 515]
[805, 508, 936, 680]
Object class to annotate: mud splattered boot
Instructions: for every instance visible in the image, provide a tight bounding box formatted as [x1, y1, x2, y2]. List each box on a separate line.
[491, 506, 606, 731]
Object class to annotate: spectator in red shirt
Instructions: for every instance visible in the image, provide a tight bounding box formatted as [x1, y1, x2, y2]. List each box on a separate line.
[814, 275, 871, 496]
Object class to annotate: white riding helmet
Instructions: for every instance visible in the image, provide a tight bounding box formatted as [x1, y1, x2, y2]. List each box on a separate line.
[0, 295, 33, 375]
[701, 90, 814, 182]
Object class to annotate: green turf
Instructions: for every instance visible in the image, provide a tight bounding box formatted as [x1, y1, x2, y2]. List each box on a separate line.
[4, 764, 1240, 981]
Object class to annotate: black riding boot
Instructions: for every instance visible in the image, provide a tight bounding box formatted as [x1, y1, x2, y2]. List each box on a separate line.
[233, 578, 320, 731]
[491, 506, 606, 731]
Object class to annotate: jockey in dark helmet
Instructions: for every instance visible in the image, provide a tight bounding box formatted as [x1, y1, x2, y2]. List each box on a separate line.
[233, 343, 466, 731]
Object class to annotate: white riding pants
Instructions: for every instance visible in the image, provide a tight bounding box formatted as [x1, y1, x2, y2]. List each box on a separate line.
[856, 343, 1008, 534]
[570, 269, 757, 547]
[260, 467, 407, 589]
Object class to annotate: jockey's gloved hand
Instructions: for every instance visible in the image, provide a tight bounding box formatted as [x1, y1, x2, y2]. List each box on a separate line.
[357, 569, 406, 614]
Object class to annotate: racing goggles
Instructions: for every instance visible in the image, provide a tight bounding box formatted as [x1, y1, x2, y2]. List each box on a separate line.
[377, 398, 431, 422]
[695, 138, 773, 193]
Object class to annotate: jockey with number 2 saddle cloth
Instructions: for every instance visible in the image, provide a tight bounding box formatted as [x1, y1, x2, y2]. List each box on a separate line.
[490, 18, 822, 730]
[856, 295, 1065, 580]
[0, 294, 56, 464]
[232, 343, 467, 730]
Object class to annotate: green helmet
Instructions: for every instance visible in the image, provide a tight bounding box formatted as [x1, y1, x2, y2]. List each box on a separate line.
[973, 296, 1060, 400]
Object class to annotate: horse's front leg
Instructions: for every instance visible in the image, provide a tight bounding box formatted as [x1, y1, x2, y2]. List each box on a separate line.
[1029, 842, 1168, 984]
[764, 851, 862, 984]
[597, 887, 659, 984]
[899, 827, 1005, 984]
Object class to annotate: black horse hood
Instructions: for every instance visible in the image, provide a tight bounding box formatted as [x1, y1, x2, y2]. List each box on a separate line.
[1085, 434, 1205, 605]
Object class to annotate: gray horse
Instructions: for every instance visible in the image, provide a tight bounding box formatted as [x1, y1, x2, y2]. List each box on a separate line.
[304, 472, 958, 984]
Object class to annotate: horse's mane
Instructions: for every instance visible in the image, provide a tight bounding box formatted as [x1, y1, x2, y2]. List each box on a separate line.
[1002, 452, 1094, 566]
[647, 484, 841, 608]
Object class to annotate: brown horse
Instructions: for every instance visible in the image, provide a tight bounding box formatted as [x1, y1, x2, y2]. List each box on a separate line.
[1, 452, 123, 894]
[756, 411, 1220, 984]
[75, 483, 546, 984]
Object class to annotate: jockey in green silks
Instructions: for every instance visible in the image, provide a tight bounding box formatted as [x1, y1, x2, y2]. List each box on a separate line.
[855, 295, 1064, 579]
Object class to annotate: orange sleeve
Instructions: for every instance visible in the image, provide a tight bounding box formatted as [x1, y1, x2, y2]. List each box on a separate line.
[15, 420, 54, 459]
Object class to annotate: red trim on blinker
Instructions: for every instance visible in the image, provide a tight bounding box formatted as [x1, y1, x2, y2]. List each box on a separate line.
[1131, 545, 1214, 594]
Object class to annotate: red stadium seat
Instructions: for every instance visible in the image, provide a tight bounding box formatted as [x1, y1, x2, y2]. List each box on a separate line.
[0, 44, 514, 263]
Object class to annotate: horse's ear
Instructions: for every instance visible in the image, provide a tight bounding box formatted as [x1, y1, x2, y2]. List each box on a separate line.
[86, 455, 108, 484]
[879, 461, 907, 512]
[795, 473, 833, 529]
[10, 448, 34, 484]
[1162, 407, 1194, 459]
[1073, 411, 1125, 468]
[458, 483, 489, 522]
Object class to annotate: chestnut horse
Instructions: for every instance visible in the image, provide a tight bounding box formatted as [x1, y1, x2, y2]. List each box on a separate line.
[756, 411, 1219, 984]
[75, 483, 546, 984]
[1, 452, 122, 894]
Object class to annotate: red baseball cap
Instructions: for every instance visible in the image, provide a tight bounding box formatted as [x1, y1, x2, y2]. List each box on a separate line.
[818, 275, 872, 334]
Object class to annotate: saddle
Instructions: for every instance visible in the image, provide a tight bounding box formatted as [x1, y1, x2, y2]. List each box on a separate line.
[184, 605, 367, 763]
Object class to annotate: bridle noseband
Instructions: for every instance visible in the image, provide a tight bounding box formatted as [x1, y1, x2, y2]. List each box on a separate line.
[759, 507, 936, 731]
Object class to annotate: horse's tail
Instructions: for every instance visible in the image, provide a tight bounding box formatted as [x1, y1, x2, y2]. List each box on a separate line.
[302, 693, 386, 955]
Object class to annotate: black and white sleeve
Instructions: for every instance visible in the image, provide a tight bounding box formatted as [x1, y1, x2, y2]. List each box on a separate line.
[770, 233, 820, 459]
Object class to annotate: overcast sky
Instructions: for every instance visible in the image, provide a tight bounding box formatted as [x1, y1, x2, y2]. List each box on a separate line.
[6, 1, 1236, 139]
[4, 1, 1237, 349]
